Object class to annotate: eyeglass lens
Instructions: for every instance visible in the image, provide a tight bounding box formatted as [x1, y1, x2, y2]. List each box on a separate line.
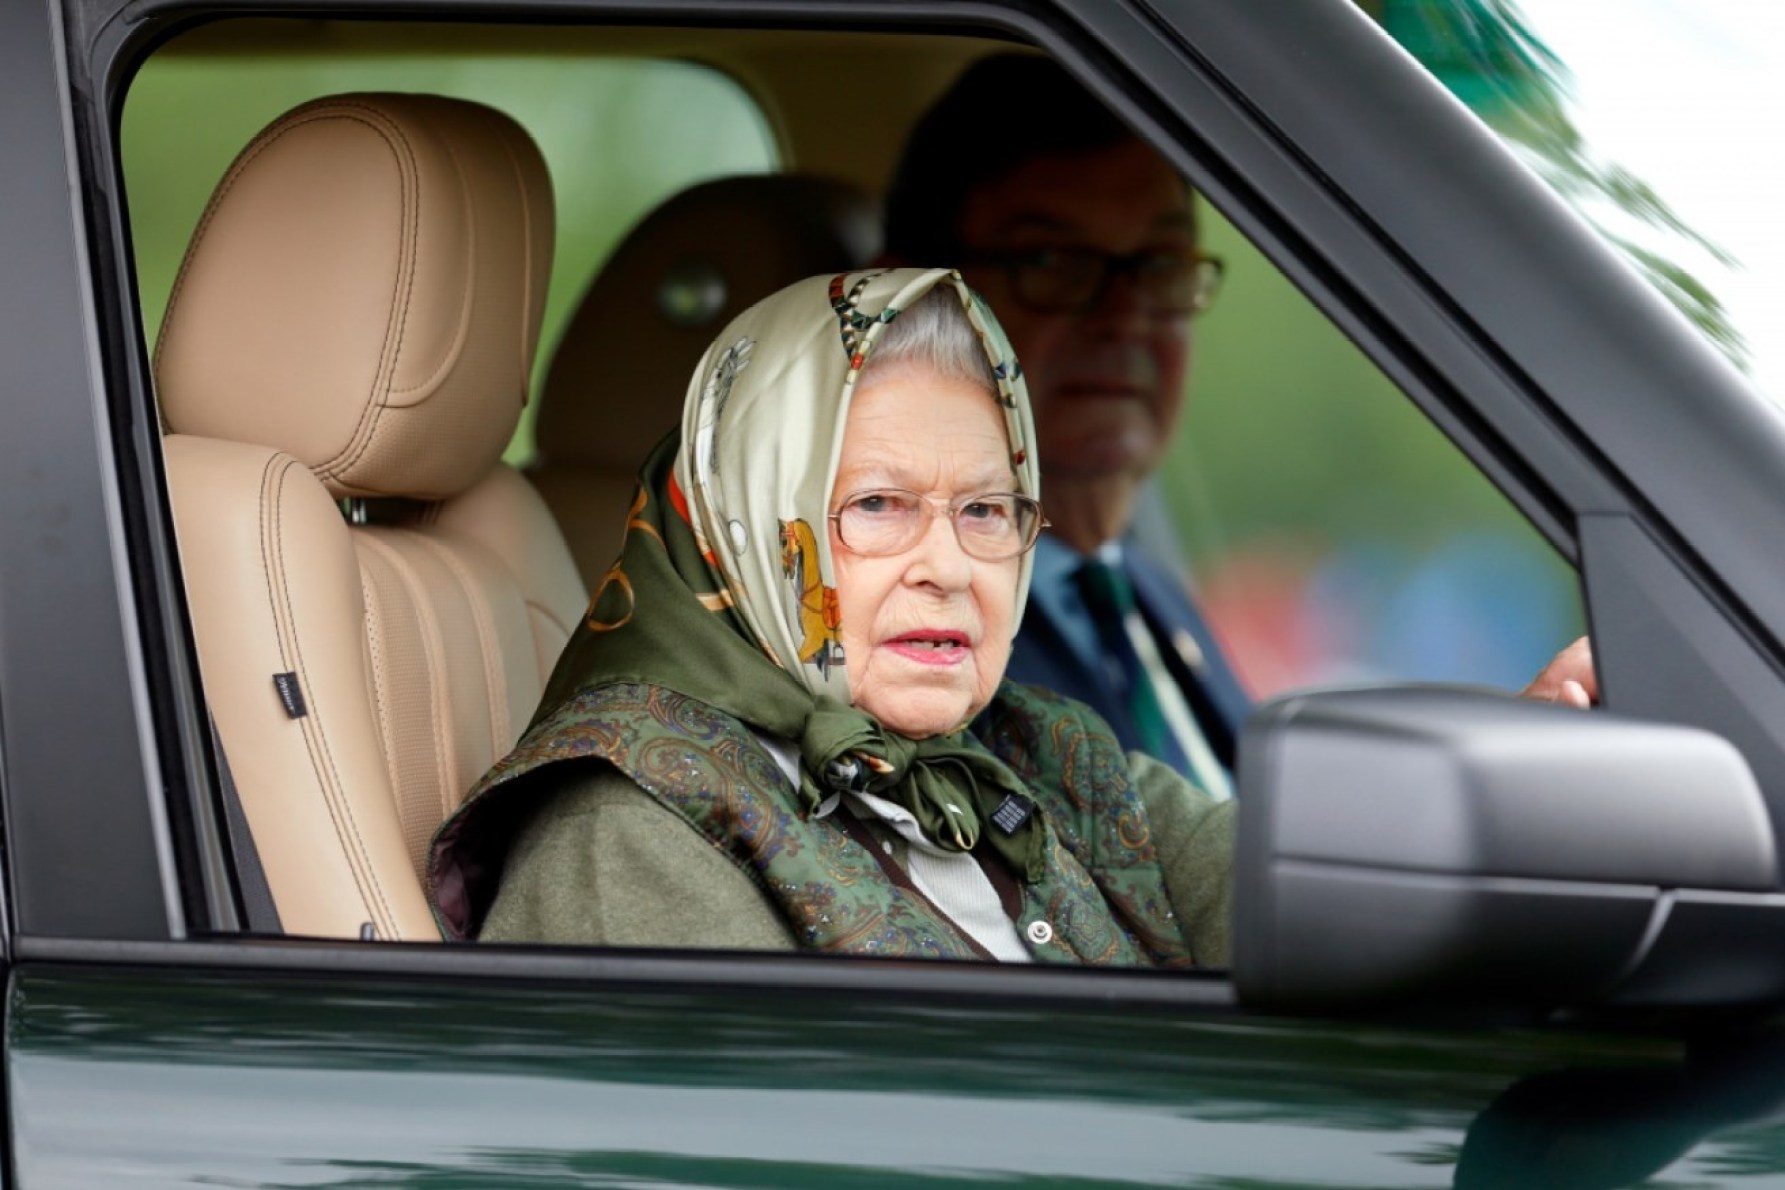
[836, 491, 1041, 559]
[1011, 248, 1221, 314]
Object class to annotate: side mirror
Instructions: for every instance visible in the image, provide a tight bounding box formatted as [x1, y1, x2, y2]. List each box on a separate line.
[1231, 687, 1777, 1013]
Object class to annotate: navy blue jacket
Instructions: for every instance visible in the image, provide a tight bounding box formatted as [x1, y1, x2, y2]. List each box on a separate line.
[1002, 540, 1250, 777]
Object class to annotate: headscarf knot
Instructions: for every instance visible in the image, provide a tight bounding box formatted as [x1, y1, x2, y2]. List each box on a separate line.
[796, 696, 1046, 880]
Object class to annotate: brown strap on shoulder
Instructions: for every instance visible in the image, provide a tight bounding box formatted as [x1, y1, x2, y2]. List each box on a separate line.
[973, 844, 1025, 923]
[830, 806, 995, 961]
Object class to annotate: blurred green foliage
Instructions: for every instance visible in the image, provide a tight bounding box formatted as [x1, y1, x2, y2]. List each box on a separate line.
[1166, 208, 1541, 567]
[1160, 206, 1583, 691]
[1382, 0, 1747, 367]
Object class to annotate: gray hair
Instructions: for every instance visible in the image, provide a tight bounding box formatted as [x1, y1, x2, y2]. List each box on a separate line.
[857, 285, 998, 394]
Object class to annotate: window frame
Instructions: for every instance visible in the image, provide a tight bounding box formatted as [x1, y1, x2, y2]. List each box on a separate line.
[27, 0, 1767, 1007]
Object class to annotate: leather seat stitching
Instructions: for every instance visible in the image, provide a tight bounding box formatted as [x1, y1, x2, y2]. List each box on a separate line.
[356, 531, 458, 859]
[387, 129, 477, 399]
[259, 455, 400, 938]
[317, 110, 421, 489]
[158, 110, 364, 364]
[413, 531, 510, 763]
[357, 560, 404, 803]
[495, 113, 540, 396]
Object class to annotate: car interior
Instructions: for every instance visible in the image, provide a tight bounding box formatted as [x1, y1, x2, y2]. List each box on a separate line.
[157, 92, 585, 940]
[126, 15, 1583, 942]
[532, 171, 881, 586]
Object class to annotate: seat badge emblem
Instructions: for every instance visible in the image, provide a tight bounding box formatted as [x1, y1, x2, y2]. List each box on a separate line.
[272, 672, 309, 719]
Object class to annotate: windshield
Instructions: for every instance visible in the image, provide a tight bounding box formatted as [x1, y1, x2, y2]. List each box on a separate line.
[1383, 0, 1785, 402]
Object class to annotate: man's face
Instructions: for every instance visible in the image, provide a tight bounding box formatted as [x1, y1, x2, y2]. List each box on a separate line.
[955, 139, 1193, 487]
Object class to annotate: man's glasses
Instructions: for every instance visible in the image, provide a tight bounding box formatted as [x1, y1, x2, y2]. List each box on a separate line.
[961, 245, 1224, 316]
[829, 489, 1048, 561]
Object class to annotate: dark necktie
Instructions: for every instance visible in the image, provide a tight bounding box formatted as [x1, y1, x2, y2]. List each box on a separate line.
[1075, 558, 1188, 772]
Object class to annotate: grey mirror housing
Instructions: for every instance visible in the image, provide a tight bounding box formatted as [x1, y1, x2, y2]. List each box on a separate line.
[1231, 687, 1776, 1013]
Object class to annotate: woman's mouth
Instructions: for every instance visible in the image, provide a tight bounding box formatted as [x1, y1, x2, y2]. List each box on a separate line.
[883, 630, 972, 667]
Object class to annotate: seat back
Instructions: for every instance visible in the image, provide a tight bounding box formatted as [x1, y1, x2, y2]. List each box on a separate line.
[158, 94, 584, 940]
[531, 174, 879, 584]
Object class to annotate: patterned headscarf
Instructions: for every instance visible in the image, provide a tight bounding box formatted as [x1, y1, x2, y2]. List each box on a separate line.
[525, 268, 1046, 872]
[668, 266, 1038, 700]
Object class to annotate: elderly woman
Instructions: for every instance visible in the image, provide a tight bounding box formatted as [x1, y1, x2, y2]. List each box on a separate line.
[429, 267, 1234, 965]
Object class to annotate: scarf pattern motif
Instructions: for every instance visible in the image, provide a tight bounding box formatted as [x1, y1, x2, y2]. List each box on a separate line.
[981, 682, 1194, 966]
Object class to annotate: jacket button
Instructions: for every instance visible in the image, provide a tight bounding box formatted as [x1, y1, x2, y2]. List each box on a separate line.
[1026, 920, 1053, 945]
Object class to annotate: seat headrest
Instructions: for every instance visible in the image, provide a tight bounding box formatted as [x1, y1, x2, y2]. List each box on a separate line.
[156, 93, 554, 500]
[535, 173, 878, 471]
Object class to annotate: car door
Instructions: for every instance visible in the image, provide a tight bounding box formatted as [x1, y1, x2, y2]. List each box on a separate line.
[9, 0, 1785, 1187]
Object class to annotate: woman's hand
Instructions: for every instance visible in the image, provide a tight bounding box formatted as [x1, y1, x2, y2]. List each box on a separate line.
[1520, 636, 1597, 708]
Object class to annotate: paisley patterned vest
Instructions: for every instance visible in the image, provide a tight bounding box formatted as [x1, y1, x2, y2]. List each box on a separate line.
[430, 680, 1195, 967]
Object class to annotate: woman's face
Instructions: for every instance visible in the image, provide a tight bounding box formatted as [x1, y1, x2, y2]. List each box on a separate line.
[830, 366, 1022, 738]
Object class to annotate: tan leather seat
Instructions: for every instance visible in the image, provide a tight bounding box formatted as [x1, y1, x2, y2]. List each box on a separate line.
[157, 94, 586, 941]
[532, 174, 879, 585]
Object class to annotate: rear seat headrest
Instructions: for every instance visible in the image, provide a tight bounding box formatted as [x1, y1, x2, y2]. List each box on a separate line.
[156, 93, 554, 501]
[535, 173, 879, 472]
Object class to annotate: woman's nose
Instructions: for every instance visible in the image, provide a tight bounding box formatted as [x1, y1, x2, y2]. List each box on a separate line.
[903, 509, 974, 590]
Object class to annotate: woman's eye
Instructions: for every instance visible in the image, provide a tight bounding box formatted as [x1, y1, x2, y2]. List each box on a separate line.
[961, 499, 1012, 523]
[852, 494, 903, 516]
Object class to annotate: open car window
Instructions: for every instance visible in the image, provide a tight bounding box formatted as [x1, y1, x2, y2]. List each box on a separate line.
[1165, 203, 1581, 697]
[117, 14, 1589, 948]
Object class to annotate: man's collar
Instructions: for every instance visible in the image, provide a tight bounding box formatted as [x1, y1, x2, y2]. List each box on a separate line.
[1031, 533, 1124, 578]
[1028, 533, 1082, 593]
[1028, 533, 1128, 614]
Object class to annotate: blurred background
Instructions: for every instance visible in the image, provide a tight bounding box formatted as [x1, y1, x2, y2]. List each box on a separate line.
[1173, 0, 1779, 696]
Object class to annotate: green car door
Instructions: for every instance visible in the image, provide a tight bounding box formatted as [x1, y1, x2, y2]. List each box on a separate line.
[16, 960, 1765, 1188]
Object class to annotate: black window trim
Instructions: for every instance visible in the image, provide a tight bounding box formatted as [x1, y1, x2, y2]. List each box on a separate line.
[16, 932, 1244, 1017]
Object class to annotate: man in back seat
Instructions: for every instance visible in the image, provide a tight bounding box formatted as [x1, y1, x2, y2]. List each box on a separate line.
[881, 55, 1594, 791]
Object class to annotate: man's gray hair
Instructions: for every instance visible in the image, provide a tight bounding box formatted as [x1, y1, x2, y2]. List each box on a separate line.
[858, 285, 999, 394]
